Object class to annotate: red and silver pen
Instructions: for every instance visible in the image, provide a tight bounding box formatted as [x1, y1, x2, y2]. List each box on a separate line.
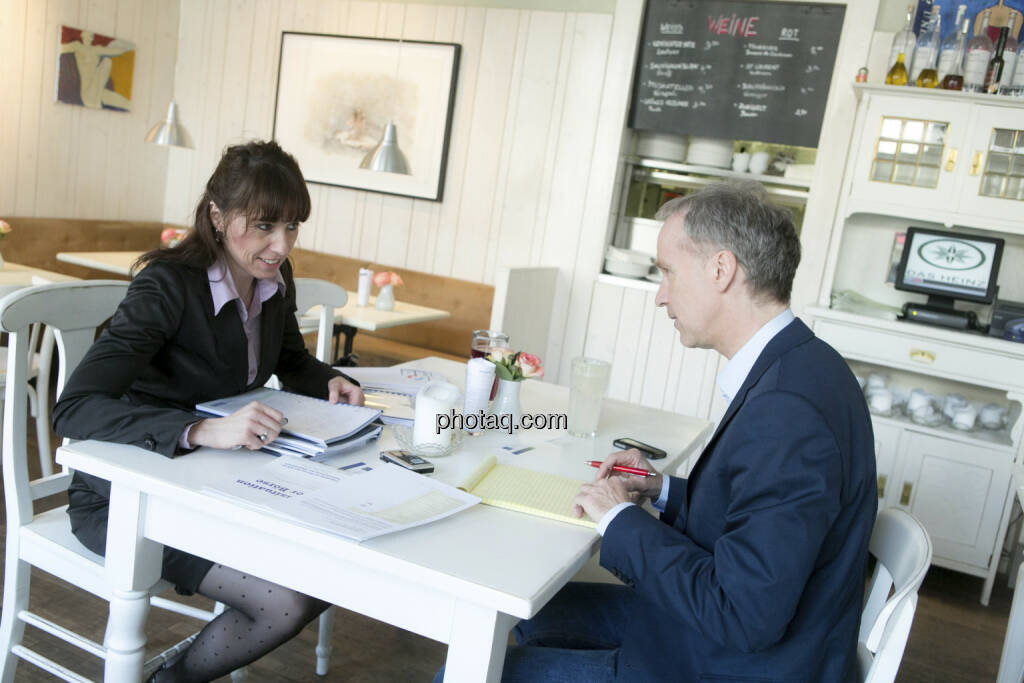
[585, 460, 656, 477]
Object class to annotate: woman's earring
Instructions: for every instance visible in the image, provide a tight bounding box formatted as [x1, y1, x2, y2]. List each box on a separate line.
[214, 230, 224, 244]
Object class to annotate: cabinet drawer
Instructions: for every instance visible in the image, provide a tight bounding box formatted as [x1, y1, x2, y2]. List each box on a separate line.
[814, 319, 1024, 390]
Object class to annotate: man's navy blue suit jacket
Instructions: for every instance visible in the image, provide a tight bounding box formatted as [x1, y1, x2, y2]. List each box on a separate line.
[601, 318, 877, 682]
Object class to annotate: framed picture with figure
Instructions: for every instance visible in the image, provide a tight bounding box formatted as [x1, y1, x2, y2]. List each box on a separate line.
[272, 32, 461, 202]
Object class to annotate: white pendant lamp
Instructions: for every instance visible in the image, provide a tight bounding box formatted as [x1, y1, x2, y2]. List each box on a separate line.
[360, 13, 411, 176]
[360, 121, 409, 174]
[145, 101, 193, 148]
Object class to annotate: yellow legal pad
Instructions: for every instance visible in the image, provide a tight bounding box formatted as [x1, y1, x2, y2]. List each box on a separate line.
[457, 455, 596, 528]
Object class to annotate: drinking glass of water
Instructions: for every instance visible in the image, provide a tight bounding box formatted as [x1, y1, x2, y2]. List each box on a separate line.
[568, 357, 611, 438]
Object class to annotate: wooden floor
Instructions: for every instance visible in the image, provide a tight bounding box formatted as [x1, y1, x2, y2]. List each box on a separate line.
[1, 427, 1016, 681]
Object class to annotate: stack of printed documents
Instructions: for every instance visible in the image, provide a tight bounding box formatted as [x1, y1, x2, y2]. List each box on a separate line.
[197, 388, 383, 461]
[341, 367, 446, 426]
[202, 457, 480, 542]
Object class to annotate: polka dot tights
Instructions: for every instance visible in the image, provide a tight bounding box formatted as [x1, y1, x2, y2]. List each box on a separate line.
[150, 564, 328, 682]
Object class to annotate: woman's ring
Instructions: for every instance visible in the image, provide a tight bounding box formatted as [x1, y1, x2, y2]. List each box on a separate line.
[258, 432, 268, 442]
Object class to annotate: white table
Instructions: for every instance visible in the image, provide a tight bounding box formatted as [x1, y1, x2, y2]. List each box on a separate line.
[55, 357, 712, 682]
[998, 465, 1024, 683]
[54, 250, 451, 363]
[0, 261, 78, 287]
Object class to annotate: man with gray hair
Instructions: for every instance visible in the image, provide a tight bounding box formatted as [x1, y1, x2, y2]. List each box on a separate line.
[501, 182, 876, 682]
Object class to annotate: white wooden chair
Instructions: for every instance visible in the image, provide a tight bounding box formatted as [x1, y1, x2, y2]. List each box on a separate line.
[293, 277, 348, 364]
[0, 281, 228, 682]
[291, 277, 350, 676]
[858, 508, 933, 683]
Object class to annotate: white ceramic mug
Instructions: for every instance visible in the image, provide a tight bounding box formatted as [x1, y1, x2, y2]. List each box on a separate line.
[943, 394, 969, 420]
[979, 403, 1007, 429]
[907, 389, 932, 413]
[868, 389, 893, 414]
[749, 151, 771, 175]
[952, 405, 977, 430]
[732, 152, 750, 173]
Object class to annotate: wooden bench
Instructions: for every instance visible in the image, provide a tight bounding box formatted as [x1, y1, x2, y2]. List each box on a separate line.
[0, 217, 494, 365]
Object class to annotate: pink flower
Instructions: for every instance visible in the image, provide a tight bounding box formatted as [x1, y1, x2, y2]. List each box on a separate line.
[0, 219, 12, 238]
[373, 271, 404, 287]
[517, 352, 544, 378]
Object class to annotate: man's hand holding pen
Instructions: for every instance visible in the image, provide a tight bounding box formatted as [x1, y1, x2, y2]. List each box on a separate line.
[573, 448, 664, 522]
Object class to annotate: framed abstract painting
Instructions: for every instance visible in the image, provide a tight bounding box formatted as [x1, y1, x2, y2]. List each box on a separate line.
[272, 32, 460, 202]
[56, 25, 135, 111]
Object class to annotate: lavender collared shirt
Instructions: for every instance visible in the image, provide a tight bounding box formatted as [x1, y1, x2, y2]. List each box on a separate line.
[179, 262, 285, 449]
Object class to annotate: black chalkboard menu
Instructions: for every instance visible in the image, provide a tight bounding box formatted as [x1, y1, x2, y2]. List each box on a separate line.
[629, 0, 846, 148]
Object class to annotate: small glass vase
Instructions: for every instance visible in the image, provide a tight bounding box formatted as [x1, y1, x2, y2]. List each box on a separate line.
[491, 378, 522, 426]
[375, 284, 395, 311]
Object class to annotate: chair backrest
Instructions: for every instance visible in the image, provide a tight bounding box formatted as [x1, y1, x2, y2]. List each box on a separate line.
[0, 281, 129, 526]
[293, 278, 348, 363]
[489, 266, 559, 370]
[858, 508, 933, 683]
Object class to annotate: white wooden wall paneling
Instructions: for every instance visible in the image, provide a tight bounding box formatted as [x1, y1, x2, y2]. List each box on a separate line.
[536, 12, 611, 382]
[449, 8, 519, 283]
[0, 0, 18, 212]
[627, 291, 657, 405]
[582, 281, 623, 365]
[488, 13, 564, 282]
[639, 301, 679, 409]
[34, 0, 74, 217]
[551, 0, 643, 386]
[15, 0, 47, 216]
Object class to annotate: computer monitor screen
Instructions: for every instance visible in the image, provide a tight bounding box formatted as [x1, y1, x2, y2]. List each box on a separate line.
[894, 227, 1004, 305]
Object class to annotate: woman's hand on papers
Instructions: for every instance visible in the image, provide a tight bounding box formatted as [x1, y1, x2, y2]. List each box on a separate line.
[328, 376, 364, 406]
[190, 401, 287, 450]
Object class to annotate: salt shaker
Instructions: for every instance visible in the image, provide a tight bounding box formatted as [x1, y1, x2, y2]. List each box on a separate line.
[357, 268, 373, 307]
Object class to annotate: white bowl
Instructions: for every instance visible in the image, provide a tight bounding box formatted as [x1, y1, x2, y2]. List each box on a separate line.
[605, 258, 652, 278]
[606, 245, 654, 265]
[686, 137, 733, 169]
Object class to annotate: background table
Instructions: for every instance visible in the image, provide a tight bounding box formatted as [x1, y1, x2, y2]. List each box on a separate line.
[0, 261, 78, 287]
[56, 357, 712, 682]
[55, 250, 451, 364]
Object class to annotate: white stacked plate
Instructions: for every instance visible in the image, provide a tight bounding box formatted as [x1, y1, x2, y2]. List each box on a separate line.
[605, 246, 654, 279]
[686, 137, 733, 169]
[635, 132, 688, 162]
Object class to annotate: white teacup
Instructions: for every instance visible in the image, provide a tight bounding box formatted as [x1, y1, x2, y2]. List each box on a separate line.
[732, 152, 750, 173]
[866, 373, 888, 390]
[979, 403, 1007, 429]
[952, 405, 977, 431]
[749, 151, 771, 175]
[907, 389, 932, 413]
[868, 389, 893, 414]
[911, 402, 936, 421]
[943, 394, 969, 420]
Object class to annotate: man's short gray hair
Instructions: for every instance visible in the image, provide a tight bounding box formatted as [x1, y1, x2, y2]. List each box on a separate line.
[655, 182, 801, 304]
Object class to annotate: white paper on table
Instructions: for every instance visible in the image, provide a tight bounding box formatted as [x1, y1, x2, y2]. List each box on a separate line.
[202, 457, 479, 542]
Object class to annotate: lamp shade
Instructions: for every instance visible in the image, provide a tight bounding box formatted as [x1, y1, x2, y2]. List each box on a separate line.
[145, 101, 193, 148]
[360, 121, 410, 175]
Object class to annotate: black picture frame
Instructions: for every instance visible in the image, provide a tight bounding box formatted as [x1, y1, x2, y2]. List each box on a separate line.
[272, 31, 460, 202]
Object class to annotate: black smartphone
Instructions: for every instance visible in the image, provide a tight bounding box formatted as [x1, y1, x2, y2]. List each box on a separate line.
[612, 437, 667, 460]
[379, 449, 434, 474]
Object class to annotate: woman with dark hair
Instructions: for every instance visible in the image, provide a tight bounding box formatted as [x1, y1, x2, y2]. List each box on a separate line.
[53, 140, 362, 682]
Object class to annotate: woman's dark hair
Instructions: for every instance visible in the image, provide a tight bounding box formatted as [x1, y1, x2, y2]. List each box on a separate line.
[135, 140, 311, 273]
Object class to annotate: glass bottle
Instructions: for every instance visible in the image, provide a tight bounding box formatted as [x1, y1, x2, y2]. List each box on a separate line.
[916, 46, 940, 87]
[984, 27, 1009, 93]
[996, 15, 1018, 94]
[911, 5, 942, 85]
[889, 5, 918, 78]
[940, 21, 967, 89]
[965, 10, 994, 92]
[938, 4, 968, 80]
[886, 52, 909, 86]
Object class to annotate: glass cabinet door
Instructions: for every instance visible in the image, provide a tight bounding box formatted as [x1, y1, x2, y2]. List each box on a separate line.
[959, 107, 1024, 229]
[849, 95, 970, 214]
